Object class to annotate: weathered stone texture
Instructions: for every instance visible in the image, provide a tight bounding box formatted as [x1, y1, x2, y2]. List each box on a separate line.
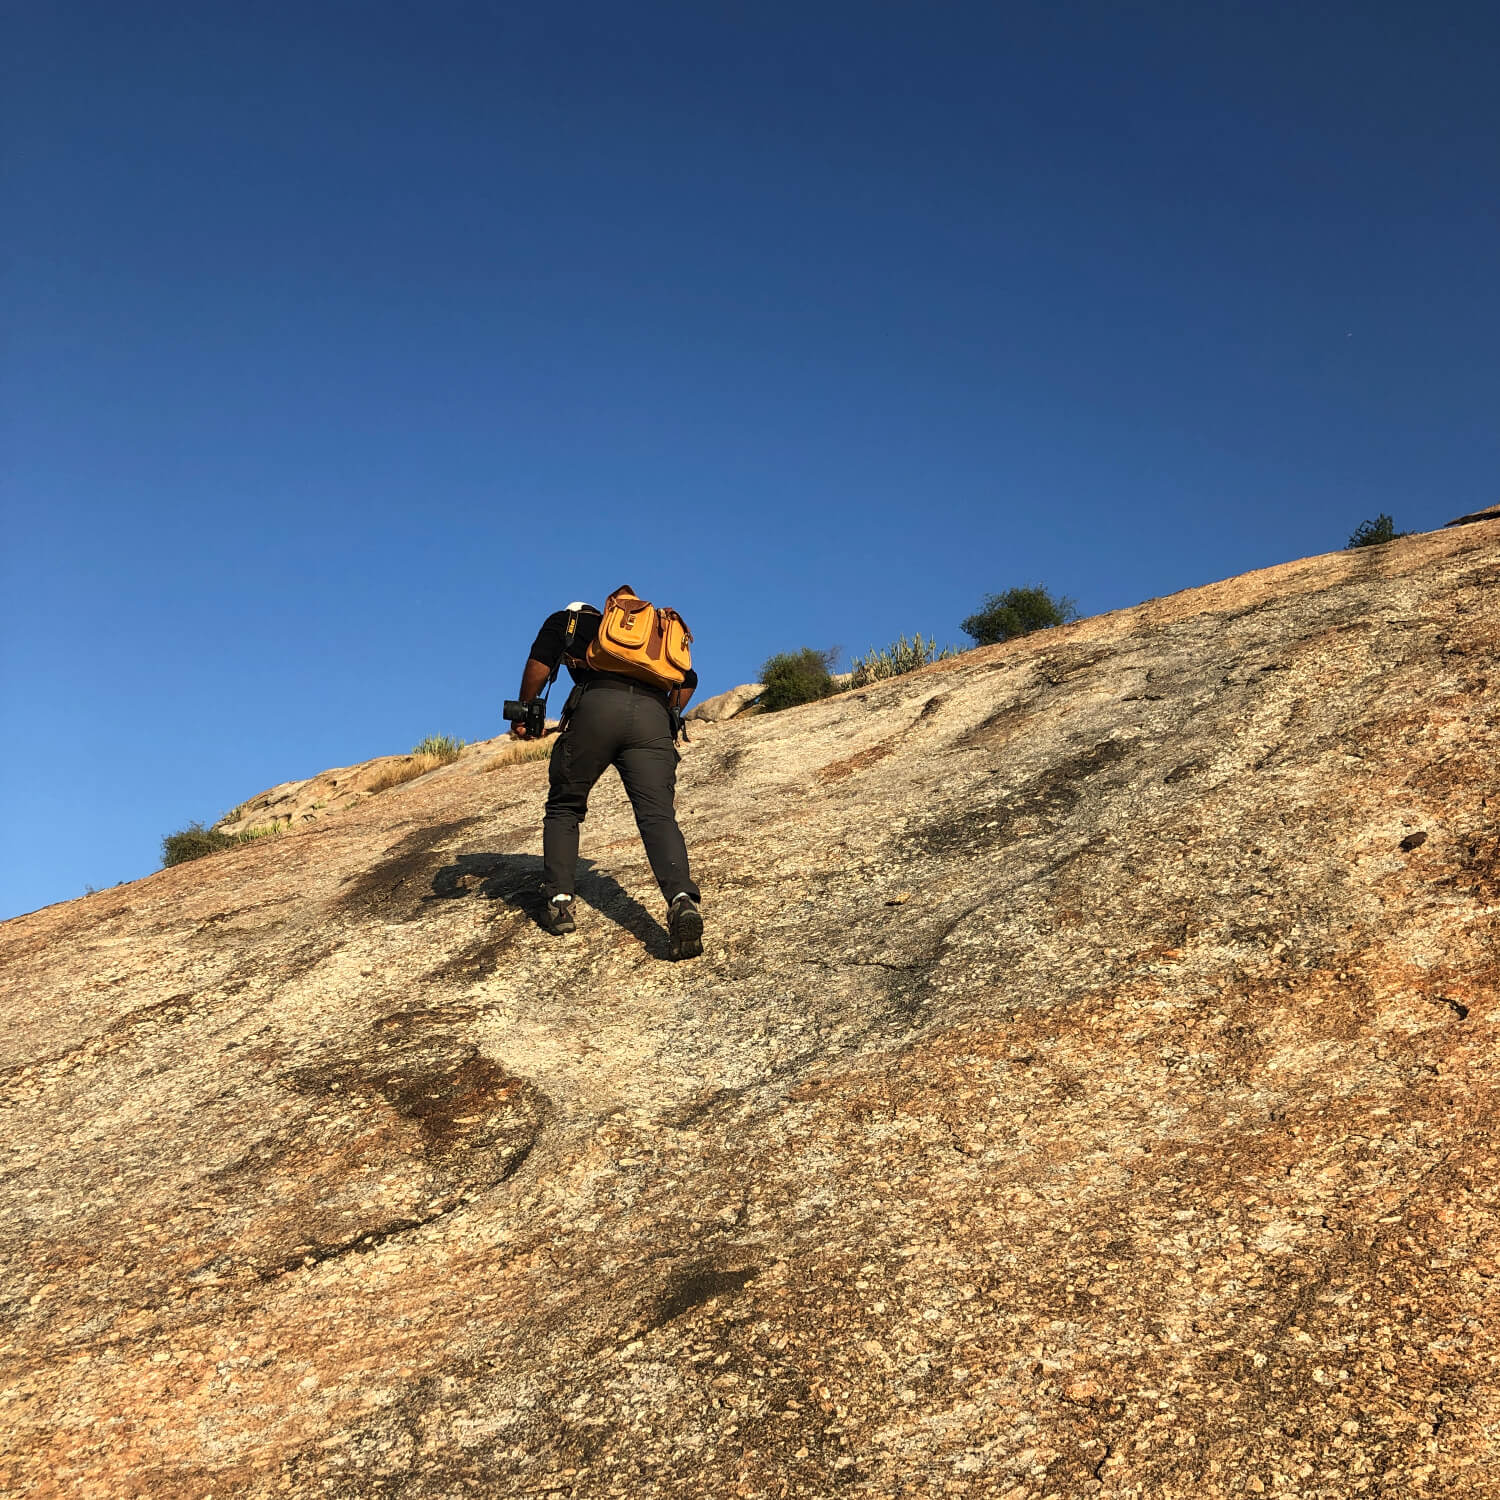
[685, 682, 764, 724]
[1447, 506, 1500, 528]
[2, 523, 1498, 1498]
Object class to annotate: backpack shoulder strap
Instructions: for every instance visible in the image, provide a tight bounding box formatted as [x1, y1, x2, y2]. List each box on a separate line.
[546, 608, 581, 689]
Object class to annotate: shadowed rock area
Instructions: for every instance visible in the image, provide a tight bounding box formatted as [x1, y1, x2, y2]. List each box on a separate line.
[3, 523, 1498, 1499]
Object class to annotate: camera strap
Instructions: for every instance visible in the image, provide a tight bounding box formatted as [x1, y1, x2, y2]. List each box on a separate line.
[540, 608, 582, 727]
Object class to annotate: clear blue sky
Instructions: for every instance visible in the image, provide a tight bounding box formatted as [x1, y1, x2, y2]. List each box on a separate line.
[3, 2, 1497, 918]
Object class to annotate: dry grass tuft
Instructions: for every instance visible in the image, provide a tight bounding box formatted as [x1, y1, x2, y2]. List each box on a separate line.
[482, 736, 557, 771]
[162, 818, 288, 868]
[366, 751, 451, 795]
[412, 734, 465, 760]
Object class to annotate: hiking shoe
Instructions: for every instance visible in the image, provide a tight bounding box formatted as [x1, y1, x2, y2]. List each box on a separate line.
[668, 893, 703, 961]
[541, 895, 576, 936]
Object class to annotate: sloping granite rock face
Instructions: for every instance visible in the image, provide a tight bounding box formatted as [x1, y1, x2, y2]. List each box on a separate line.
[3, 524, 1498, 1500]
[214, 735, 558, 838]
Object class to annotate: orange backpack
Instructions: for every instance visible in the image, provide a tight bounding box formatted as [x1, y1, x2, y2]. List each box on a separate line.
[585, 586, 693, 690]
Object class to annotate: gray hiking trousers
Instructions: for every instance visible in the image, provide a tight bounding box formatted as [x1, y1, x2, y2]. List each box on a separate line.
[542, 679, 699, 906]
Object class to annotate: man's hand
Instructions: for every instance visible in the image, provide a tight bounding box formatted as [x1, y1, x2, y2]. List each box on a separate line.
[509, 658, 554, 740]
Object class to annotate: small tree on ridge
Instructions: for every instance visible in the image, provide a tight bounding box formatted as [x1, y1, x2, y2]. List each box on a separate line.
[1346, 514, 1410, 549]
[759, 647, 839, 712]
[960, 585, 1078, 647]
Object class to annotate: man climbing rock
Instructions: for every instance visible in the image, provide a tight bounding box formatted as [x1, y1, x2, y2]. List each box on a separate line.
[511, 589, 704, 960]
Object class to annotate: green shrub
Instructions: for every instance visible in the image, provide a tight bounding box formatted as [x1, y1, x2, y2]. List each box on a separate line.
[759, 647, 839, 713]
[848, 633, 960, 688]
[162, 818, 288, 868]
[412, 734, 464, 761]
[960, 585, 1078, 646]
[162, 822, 238, 867]
[1346, 514, 1411, 549]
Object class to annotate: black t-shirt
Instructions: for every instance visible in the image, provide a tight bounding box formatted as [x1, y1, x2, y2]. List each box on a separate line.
[529, 607, 698, 692]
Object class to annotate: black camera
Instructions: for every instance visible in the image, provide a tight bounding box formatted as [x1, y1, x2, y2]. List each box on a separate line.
[503, 699, 547, 738]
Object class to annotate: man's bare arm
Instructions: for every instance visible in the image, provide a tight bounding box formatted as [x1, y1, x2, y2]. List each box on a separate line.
[512, 658, 552, 737]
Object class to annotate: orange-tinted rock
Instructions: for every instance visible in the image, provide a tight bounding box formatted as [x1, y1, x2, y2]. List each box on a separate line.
[3, 521, 1498, 1497]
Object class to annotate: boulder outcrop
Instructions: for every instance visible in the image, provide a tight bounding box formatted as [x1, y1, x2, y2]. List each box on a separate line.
[214, 736, 559, 838]
[1447, 505, 1500, 528]
[685, 682, 764, 724]
[3, 522, 1498, 1498]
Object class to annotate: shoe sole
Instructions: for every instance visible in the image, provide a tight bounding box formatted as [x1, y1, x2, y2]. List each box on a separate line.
[669, 904, 703, 960]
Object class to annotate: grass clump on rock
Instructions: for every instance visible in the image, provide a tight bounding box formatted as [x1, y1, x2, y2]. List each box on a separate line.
[509, 737, 555, 763]
[483, 737, 556, 771]
[367, 734, 466, 795]
[412, 734, 465, 761]
[759, 647, 840, 712]
[162, 822, 239, 867]
[848, 633, 959, 687]
[960, 585, 1078, 646]
[161, 821, 284, 868]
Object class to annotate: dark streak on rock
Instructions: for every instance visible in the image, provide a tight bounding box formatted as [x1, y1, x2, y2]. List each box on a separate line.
[644, 1265, 761, 1333]
[257, 1140, 535, 1281]
[106, 992, 195, 1032]
[952, 696, 1041, 753]
[371, 1005, 479, 1035]
[660, 1087, 747, 1131]
[1034, 645, 1115, 687]
[713, 746, 746, 782]
[283, 1042, 540, 1156]
[915, 738, 1131, 857]
[1, 991, 202, 1082]
[802, 956, 930, 975]
[422, 926, 522, 983]
[336, 819, 486, 921]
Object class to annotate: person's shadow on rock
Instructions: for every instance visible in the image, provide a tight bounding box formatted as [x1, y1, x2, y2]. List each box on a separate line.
[427, 853, 669, 958]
